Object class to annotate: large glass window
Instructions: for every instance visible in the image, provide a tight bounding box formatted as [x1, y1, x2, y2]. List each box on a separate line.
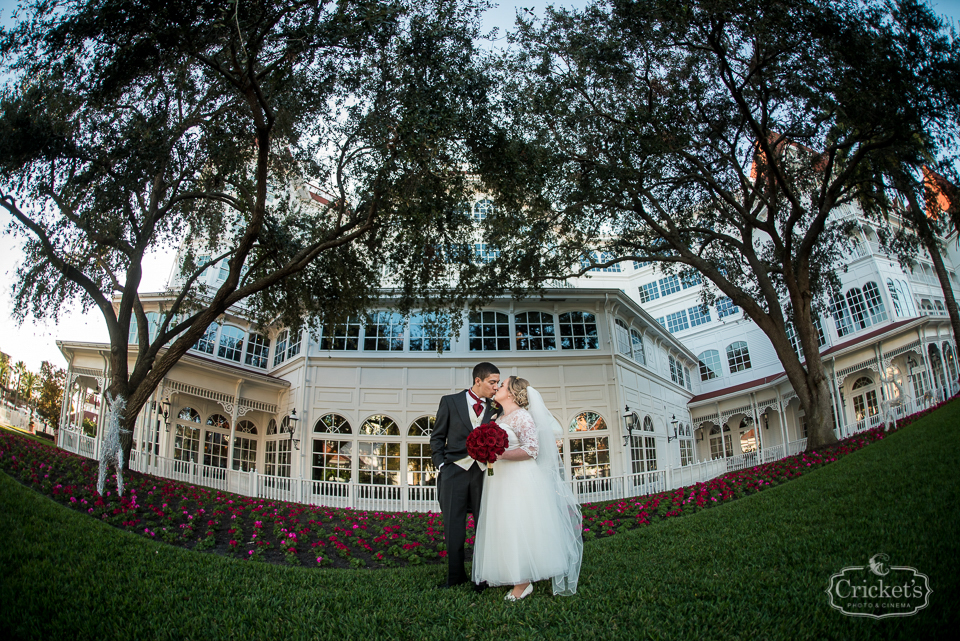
[639, 282, 660, 303]
[629, 435, 657, 474]
[275, 439, 292, 478]
[845, 288, 872, 330]
[630, 329, 646, 365]
[358, 441, 401, 485]
[681, 271, 702, 289]
[245, 333, 270, 369]
[726, 341, 752, 372]
[194, 323, 218, 354]
[688, 305, 711, 327]
[698, 349, 722, 381]
[320, 317, 361, 350]
[474, 243, 500, 263]
[409, 313, 451, 352]
[586, 251, 621, 273]
[273, 330, 288, 366]
[559, 312, 599, 350]
[716, 297, 740, 319]
[569, 411, 607, 432]
[862, 282, 888, 325]
[679, 438, 694, 466]
[886, 279, 904, 317]
[174, 407, 201, 463]
[469, 311, 510, 351]
[659, 276, 681, 296]
[364, 312, 405, 351]
[666, 310, 690, 333]
[614, 319, 631, 355]
[203, 431, 229, 468]
[312, 415, 352, 482]
[709, 425, 732, 459]
[516, 311, 557, 351]
[218, 326, 245, 362]
[407, 417, 437, 487]
[569, 437, 610, 479]
[831, 294, 853, 337]
[669, 355, 682, 385]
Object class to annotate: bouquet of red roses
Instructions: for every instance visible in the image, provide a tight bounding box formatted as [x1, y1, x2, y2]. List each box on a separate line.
[466, 421, 509, 476]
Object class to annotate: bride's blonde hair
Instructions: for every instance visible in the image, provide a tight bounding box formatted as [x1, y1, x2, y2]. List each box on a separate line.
[506, 376, 530, 408]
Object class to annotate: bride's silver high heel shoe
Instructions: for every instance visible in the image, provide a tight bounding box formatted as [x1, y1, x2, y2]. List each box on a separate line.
[504, 584, 534, 602]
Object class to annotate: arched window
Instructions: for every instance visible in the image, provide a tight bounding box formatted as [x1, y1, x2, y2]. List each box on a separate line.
[359, 415, 401, 436]
[726, 341, 752, 372]
[204, 413, 231, 466]
[935, 300, 946, 315]
[896, 280, 917, 316]
[218, 326, 245, 361]
[314, 413, 352, 433]
[585, 251, 622, 273]
[266, 419, 278, 436]
[852, 377, 873, 389]
[233, 420, 258, 472]
[642, 416, 654, 432]
[194, 323, 219, 354]
[407, 416, 436, 487]
[177, 407, 201, 423]
[630, 329, 646, 365]
[469, 311, 510, 351]
[559, 312, 599, 350]
[408, 416, 435, 437]
[245, 333, 271, 369]
[615, 319, 631, 355]
[684, 366, 692, 390]
[569, 411, 608, 432]
[862, 282, 887, 325]
[515, 312, 557, 351]
[273, 330, 289, 366]
[669, 355, 682, 385]
[698, 349, 722, 381]
[473, 198, 493, 220]
[206, 414, 230, 430]
[944, 343, 958, 380]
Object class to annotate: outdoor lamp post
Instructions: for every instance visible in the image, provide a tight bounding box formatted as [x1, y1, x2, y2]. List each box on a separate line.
[668, 414, 679, 442]
[621, 405, 638, 445]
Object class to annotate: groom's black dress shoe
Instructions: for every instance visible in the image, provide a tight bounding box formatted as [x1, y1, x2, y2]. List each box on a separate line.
[473, 581, 488, 593]
[437, 579, 468, 589]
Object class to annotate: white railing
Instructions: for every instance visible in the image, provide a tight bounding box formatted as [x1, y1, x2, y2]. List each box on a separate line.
[62, 401, 950, 511]
[761, 444, 785, 463]
[725, 451, 759, 472]
[668, 459, 727, 490]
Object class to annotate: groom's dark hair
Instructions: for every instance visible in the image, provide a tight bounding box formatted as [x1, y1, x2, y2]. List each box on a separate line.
[472, 362, 500, 383]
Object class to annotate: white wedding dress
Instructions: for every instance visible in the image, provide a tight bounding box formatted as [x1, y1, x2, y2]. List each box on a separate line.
[472, 407, 581, 594]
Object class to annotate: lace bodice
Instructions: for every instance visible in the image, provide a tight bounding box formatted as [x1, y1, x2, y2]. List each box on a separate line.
[499, 409, 538, 459]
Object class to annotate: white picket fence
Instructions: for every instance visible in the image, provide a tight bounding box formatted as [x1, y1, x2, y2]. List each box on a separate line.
[54, 392, 950, 512]
[0, 406, 31, 430]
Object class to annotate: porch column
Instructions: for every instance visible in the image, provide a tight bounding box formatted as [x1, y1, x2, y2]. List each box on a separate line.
[57, 367, 73, 441]
[776, 389, 788, 455]
[939, 336, 951, 400]
[750, 393, 762, 462]
[830, 358, 846, 438]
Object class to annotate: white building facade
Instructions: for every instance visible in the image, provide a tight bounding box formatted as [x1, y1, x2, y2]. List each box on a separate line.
[55, 200, 959, 510]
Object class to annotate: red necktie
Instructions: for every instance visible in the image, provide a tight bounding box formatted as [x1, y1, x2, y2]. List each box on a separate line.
[468, 390, 484, 417]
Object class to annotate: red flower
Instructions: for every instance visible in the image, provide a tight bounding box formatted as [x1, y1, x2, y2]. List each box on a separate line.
[466, 422, 509, 464]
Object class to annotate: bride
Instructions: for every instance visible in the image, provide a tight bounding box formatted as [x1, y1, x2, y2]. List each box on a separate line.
[472, 376, 583, 600]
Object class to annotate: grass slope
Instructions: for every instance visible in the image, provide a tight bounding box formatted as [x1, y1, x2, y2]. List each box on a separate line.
[1, 403, 957, 640]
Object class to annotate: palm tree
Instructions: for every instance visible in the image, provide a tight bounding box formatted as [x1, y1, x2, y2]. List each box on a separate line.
[20, 371, 41, 429]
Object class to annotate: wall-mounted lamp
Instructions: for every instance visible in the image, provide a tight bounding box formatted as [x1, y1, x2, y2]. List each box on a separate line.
[695, 427, 704, 443]
[287, 409, 301, 450]
[161, 398, 171, 432]
[621, 405, 639, 446]
[667, 414, 679, 442]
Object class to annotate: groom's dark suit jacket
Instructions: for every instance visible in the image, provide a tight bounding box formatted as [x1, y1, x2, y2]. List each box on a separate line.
[430, 391, 497, 468]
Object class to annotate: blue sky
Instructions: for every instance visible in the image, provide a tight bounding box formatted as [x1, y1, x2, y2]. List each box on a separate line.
[0, 0, 958, 370]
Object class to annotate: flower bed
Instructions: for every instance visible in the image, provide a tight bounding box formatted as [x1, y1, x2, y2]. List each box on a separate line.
[0, 399, 952, 568]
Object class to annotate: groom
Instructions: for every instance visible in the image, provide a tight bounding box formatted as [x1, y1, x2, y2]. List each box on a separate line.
[431, 361, 501, 589]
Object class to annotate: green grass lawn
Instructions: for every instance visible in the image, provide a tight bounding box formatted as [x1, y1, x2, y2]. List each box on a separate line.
[1, 402, 957, 640]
